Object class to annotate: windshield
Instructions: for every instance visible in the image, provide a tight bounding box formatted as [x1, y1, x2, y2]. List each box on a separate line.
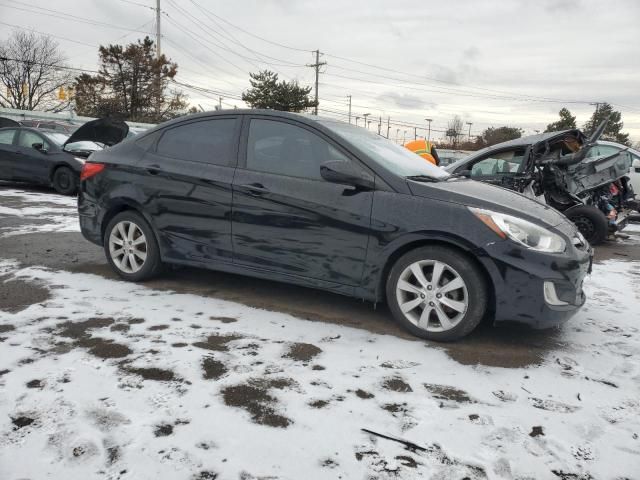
[320, 121, 450, 180]
[44, 132, 103, 152]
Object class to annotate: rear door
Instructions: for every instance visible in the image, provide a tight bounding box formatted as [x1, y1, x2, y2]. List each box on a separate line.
[138, 116, 240, 264]
[14, 130, 51, 183]
[0, 129, 18, 180]
[231, 116, 373, 286]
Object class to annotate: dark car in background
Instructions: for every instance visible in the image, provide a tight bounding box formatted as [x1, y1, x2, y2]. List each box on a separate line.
[446, 128, 635, 244]
[0, 118, 128, 195]
[78, 110, 592, 341]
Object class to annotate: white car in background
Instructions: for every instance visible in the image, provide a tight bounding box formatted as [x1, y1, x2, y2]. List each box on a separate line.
[588, 141, 640, 195]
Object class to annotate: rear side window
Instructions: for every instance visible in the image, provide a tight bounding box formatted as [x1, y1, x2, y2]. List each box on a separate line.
[0, 129, 16, 145]
[136, 131, 161, 151]
[155, 118, 236, 166]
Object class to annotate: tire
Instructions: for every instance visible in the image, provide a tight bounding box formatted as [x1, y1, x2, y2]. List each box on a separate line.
[386, 246, 488, 342]
[52, 166, 78, 195]
[104, 211, 163, 281]
[565, 205, 608, 245]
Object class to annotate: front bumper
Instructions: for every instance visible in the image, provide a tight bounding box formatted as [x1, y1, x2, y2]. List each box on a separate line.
[478, 240, 592, 329]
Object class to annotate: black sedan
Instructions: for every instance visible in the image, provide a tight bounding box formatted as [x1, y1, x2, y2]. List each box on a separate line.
[0, 118, 129, 195]
[78, 110, 592, 341]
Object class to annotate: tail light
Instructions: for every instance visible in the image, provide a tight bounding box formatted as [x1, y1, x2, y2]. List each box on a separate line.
[80, 162, 105, 181]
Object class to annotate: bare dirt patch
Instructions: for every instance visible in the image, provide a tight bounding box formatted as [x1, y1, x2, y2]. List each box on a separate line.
[57, 317, 115, 339]
[309, 399, 329, 409]
[0, 324, 15, 333]
[424, 383, 474, 403]
[202, 357, 227, 380]
[122, 366, 176, 381]
[110, 323, 130, 332]
[148, 325, 169, 331]
[11, 415, 35, 430]
[382, 377, 413, 393]
[154, 423, 174, 437]
[0, 277, 51, 313]
[283, 342, 322, 362]
[355, 389, 375, 399]
[127, 318, 145, 325]
[26, 379, 43, 389]
[209, 316, 237, 323]
[193, 333, 243, 352]
[222, 377, 294, 428]
[76, 337, 132, 359]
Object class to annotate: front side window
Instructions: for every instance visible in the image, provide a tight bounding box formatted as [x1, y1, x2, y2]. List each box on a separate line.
[246, 119, 349, 180]
[18, 131, 48, 150]
[0, 129, 16, 145]
[470, 149, 525, 177]
[156, 118, 237, 166]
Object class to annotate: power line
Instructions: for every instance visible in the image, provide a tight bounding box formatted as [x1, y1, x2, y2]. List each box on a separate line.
[0, 1, 155, 35]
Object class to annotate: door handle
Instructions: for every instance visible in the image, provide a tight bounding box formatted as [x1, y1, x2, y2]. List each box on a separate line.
[238, 183, 269, 196]
[146, 164, 161, 175]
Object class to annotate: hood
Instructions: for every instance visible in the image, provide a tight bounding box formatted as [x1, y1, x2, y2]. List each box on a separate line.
[63, 118, 129, 148]
[0, 117, 20, 128]
[408, 178, 568, 228]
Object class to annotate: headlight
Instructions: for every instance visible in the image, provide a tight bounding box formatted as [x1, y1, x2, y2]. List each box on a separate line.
[469, 207, 566, 253]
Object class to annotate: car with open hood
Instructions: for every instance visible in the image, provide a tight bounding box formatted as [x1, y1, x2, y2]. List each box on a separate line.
[445, 125, 635, 244]
[78, 110, 592, 341]
[0, 117, 128, 195]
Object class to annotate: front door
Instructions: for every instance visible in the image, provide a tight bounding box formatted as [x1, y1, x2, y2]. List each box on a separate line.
[462, 147, 528, 190]
[232, 117, 373, 286]
[14, 130, 50, 183]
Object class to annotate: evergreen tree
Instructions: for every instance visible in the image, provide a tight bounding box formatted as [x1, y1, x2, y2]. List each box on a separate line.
[583, 103, 630, 145]
[242, 70, 316, 112]
[545, 108, 577, 132]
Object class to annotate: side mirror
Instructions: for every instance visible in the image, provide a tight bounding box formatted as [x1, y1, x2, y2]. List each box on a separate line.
[32, 142, 47, 153]
[320, 160, 375, 190]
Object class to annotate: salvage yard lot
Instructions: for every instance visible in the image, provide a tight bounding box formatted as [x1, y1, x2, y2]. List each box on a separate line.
[1, 184, 639, 479]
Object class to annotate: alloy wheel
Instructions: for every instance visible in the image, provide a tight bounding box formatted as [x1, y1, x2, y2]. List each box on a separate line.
[108, 221, 148, 274]
[395, 260, 469, 332]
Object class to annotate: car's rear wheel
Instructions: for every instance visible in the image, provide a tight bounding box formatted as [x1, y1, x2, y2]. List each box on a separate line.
[52, 166, 77, 195]
[565, 205, 608, 245]
[104, 211, 163, 281]
[386, 246, 488, 342]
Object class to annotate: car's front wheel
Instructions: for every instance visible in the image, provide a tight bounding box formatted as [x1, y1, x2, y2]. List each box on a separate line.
[565, 205, 609, 245]
[104, 211, 163, 281]
[52, 166, 77, 195]
[386, 246, 488, 342]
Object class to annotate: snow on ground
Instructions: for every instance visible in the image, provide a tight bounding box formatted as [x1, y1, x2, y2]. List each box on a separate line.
[0, 187, 79, 237]
[1, 254, 639, 480]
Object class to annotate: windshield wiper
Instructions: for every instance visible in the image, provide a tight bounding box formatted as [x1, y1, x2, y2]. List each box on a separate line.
[405, 175, 442, 183]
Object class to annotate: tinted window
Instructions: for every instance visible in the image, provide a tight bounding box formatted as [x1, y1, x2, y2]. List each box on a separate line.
[156, 119, 236, 166]
[136, 131, 161, 151]
[18, 131, 48, 150]
[0, 129, 16, 145]
[470, 149, 525, 177]
[247, 119, 348, 180]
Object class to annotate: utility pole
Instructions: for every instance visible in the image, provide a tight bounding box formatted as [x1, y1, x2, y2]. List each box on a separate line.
[403, 130, 407, 144]
[414, 127, 417, 141]
[378, 116, 382, 135]
[156, 0, 161, 59]
[425, 118, 432, 143]
[386, 116, 390, 139]
[347, 95, 352, 123]
[363, 113, 370, 130]
[219, 97, 223, 110]
[355, 116, 360, 126]
[307, 50, 326, 115]
[466, 122, 473, 141]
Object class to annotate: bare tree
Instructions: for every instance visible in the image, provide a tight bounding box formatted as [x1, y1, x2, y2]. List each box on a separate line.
[445, 115, 464, 148]
[0, 30, 72, 111]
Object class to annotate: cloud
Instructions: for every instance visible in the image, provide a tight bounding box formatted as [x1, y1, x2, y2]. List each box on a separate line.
[379, 92, 436, 110]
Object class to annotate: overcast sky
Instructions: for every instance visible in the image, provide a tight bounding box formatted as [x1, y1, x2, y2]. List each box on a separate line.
[1, 0, 639, 141]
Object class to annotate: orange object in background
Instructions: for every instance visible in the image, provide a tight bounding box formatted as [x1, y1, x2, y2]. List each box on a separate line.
[404, 139, 440, 165]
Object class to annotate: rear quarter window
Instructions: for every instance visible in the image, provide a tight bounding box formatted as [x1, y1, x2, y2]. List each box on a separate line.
[155, 118, 237, 166]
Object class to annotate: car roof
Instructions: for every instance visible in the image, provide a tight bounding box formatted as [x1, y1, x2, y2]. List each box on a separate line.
[597, 140, 640, 156]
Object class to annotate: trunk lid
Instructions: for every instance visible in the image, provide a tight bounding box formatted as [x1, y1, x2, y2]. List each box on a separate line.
[63, 118, 129, 149]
